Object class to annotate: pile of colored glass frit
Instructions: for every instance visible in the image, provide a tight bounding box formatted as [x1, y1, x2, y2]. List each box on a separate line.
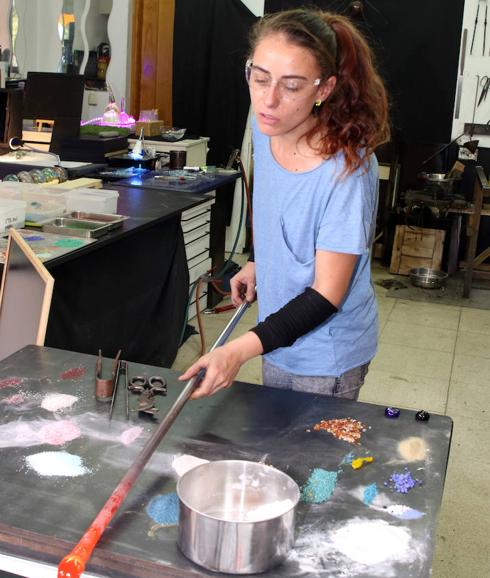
[313, 417, 367, 444]
[384, 467, 423, 494]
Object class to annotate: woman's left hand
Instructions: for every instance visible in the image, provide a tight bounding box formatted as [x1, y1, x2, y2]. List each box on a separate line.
[179, 332, 263, 399]
[179, 345, 242, 399]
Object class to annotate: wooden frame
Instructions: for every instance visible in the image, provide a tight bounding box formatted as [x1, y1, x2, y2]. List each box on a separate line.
[0, 228, 54, 360]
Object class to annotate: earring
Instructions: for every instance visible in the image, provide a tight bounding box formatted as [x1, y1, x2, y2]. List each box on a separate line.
[315, 99, 322, 107]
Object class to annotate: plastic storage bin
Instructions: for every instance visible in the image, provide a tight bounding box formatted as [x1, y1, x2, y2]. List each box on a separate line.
[0, 182, 39, 199]
[64, 188, 119, 214]
[0, 199, 27, 233]
[20, 187, 67, 224]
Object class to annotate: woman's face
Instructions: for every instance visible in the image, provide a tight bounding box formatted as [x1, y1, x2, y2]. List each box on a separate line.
[248, 33, 334, 138]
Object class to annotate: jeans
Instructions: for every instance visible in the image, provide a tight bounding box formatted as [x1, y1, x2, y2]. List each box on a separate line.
[262, 359, 370, 400]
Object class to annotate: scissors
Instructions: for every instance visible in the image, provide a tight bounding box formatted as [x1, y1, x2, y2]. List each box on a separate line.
[478, 75, 490, 106]
[128, 375, 167, 395]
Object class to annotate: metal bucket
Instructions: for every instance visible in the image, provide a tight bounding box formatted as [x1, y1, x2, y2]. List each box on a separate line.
[177, 460, 300, 574]
[409, 267, 448, 289]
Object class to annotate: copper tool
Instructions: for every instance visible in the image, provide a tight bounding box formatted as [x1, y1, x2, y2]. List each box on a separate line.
[95, 349, 122, 402]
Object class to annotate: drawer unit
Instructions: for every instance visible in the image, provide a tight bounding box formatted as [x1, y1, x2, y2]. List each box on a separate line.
[189, 257, 212, 285]
[184, 224, 210, 245]
[184, 232, 209, 261]
[187, 249, 211, 270]
[182, 197, 215, 320]
[181, 197, 215, 221]
[181, 212, 210, 234]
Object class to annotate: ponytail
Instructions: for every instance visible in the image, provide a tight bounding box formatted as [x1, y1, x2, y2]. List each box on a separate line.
[311, 13, 390, 173]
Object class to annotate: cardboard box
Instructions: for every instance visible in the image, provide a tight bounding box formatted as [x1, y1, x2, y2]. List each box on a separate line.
[135, 120, 164, 137]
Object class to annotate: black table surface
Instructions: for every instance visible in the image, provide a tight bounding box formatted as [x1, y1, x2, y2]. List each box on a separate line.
[0, 346, 452, 578]
[37, 184, 213, 270]
[113, 170, 240, 195]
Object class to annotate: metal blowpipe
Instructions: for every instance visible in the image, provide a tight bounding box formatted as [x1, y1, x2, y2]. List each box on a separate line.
[57, 300, 251, 578]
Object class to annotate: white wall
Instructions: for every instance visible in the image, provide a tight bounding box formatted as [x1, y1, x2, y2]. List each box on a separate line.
[0, 0, 12, 59]
[225, 0, 264, 253]
[3, 0, 130, 121]
[13, 0, 62, 75]
[241, 0, 264, 17]
[452, 0, 490, 148]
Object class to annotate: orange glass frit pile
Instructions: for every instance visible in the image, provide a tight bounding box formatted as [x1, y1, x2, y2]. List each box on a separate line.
[312, 417, 367, 444]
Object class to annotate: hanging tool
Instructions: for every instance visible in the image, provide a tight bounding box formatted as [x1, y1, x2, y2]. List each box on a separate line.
[485, 1, 488, 55]
[455, 29, 467, 120]
[471, 1, 482, 55]
[471, 1, 481, 55]
[471, 75, 481, 135]
[478, 75, 490, 106]
[57, 300, 251, 578]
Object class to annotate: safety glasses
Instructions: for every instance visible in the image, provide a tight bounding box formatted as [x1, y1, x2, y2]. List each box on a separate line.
[245, 59, 321, 101]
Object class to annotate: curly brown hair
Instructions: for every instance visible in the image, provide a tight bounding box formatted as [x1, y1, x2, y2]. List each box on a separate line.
[248, 8, 390, 175]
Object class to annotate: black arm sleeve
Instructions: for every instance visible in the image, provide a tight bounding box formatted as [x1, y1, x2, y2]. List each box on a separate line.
[250, 287, 338, 354]
[247, 245, 254, 262]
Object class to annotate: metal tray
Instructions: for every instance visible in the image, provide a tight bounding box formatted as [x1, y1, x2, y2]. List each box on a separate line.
[42, 217, 122, 239]
[66, 212, 128, 231]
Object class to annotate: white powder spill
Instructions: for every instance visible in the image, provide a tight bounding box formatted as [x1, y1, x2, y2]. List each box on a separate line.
[330, 518, 412, 565]
[41, 393, 78, 412]
[244, 498, 294, 521]
[172, 454, 209, 477]
[287, 517, 424, 577]
[25, 451, 90, 477]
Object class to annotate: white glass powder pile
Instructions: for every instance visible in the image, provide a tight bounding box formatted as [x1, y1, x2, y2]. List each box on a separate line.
[25, 451, 90, 477]
[330, 518, 412, 565]
[41, 393, 78, 413]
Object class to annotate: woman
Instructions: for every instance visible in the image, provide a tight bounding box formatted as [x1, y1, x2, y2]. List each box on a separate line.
[180, 8, 390, 400]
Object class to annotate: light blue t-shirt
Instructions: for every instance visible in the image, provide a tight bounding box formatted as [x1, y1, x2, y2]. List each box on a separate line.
[252, 117, 379, 376]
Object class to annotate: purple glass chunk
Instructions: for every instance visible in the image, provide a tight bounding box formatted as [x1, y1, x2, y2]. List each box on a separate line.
[384, 406, 401, 418]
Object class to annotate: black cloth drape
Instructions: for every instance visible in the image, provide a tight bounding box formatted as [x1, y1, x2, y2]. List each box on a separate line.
[172, 0, 257, 168]
[45, 218, 189, 367]
[264, 0, 464, 146]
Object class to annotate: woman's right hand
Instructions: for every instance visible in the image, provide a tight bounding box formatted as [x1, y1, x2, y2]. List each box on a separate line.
[230, 261, 256, 306]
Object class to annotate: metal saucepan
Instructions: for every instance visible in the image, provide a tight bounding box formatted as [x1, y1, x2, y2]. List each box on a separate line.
[177, 460, 300, 574]
[418, 172, 458, 197]
[410, 267, 448, 289]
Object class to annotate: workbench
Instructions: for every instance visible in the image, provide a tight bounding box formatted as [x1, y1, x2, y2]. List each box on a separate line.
[0, 346, 452, 578]
[36, 185, 213, 367]
[404, 166, 490, 298]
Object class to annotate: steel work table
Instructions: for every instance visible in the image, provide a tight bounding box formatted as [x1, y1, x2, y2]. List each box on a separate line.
[0, 346, 452, 578]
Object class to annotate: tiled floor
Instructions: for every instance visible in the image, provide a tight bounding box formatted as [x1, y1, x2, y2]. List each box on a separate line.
[172, 259, 490, 578]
